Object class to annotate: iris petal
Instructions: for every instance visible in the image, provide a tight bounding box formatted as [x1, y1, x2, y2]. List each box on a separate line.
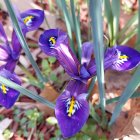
[0, 69, 21, 109]
[20, 9, 44, 31]
[39, 29, 80, 78]
[111, 46, 140, 71]
[55, 80, 89, 138]
[39, 29, 68, 56]
[55, 42, 80, 78]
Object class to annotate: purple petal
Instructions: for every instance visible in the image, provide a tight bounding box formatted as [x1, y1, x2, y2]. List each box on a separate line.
[39, 29, 68, 56]
[20, 9, 44, 31]
[80, 65, 91, 79]
[11, 30, 26, 59]
[0, 69, 21, 109]
[111, 46, 140, 71]
[55, 42, 80, 78]
[0, 45, 16, 72]
[87, 47, 118, 76]
[81, 42, 94, 67]
[0, 45, 10, 61]
[55, 80, 89, 138]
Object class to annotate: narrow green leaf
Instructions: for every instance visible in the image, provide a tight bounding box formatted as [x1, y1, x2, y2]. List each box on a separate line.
[119, 28, 137, 45]
[0, 76, 55, 109]
[111, 0, 120, 44]
[106, 92, 140, 105]
[4, 0, 46, 83]
[135, 0, 140, 51]
[89, 0, 106, 112]
[103, 0, 113, 45]
[70, 0, 82, 59]
[116, 12, 138, 41]
[87, 76, 97, 99]
[109, 66, 140, 125]
[55, 0, 75, 54]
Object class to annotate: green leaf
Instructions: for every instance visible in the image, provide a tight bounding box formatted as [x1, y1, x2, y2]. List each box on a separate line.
[89, 0, 106, 112]
[42, 59, 50, 70]
[111, 0, 120, 43]
[89, 102, 101, 124]
[87, 76, 97, 99]
[135, 0, 140, 51]
[117, 12, 138, 41]
[48, 57, 56, 64]
[70, 0, 82, 59]
[106, 92, 140, 105]
[28, 121, 36, 128]
[109, 66, 140, 125]
[50, 73, 57, 82]
[55, 0, 75, 54]
[20, 117, 27, 125]
[103, 0, 113, 44]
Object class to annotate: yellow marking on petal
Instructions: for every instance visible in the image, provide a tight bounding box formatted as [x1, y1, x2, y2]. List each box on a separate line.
[49, 37, 56, 46]
[68, 97, 75, 117]
[119, 55, 128, 60]
[23, 16, 34, 24]
[1, 84, 8, 94]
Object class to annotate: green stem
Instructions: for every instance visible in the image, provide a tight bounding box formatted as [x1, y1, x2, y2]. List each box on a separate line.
[87, 77, 97, 100]
[4, 0, 46, 84]
[0, 76, 55, 109]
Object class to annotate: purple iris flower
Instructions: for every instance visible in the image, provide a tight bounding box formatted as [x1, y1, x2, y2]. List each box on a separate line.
[39, 29, 140, 138]
[0, 9, 44, 109]
[12, 9, 44, 58]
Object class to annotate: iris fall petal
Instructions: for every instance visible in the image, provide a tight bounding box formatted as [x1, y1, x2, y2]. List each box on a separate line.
[111, 46, 140, 71]
[55, 80, 89, 138]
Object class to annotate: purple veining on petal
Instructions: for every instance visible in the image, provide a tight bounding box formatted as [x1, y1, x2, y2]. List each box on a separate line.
[55, 42, 80, 78]
[111, 46, 140, 71]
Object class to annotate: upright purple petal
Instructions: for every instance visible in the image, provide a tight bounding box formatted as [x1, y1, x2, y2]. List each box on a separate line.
[20, 9, 44, 31]
[11, 30, 26, 59]
[55, 80, 89, 138]
[87, 47, 118, 77]
[110, 46, 140, 71]
[55, 40, 80, 78]
[39, 29, 68, 56]
[0, 69, 21, 109]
